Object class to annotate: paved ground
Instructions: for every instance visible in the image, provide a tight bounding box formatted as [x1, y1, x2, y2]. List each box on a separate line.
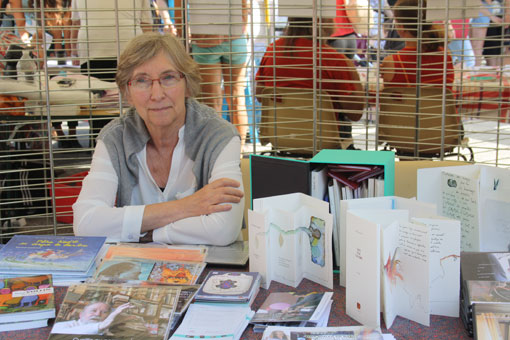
[351, 116, 510, 167]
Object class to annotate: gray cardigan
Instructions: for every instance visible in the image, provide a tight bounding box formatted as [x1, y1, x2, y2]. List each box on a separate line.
[97, 98, 239, 206]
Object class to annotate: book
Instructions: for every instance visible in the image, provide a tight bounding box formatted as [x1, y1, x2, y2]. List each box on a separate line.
[93, 257, 206, 285]
[250, 292, 333, 327]
[327, 179, 341, 266]
[0, 274, 55, 325]
[148, 261, 206, 285]
[472, 303, 510, 340]
[195, 271, 261, 304]
[104, 244, 206, 263]
[467, 280, 510, 304]
[170, 284, 200, 330]
[0, 318, 50, 332]
[348, 166, 385, 183]
[112, 241, 247, 267]
[248, 193, 333, 290]
[459, 252, 510, 335]
[173, 285, 200, 316]
[338, 196, 437, 287]
[260, 325, 394, 340]
[328, 164, 374, 172]
[83, 280, 199, 331]
[170, 303, 254, 340]
[0, 235, 106, 276]
[418, 164, 510, 252]
[327, 171, 359, 190]
[311, 166, 328, 200]
[461, 252, 510, 283]
[344, 201, 461, 328]
[49, 282, 181, 339]
[204, 240, 249, 266]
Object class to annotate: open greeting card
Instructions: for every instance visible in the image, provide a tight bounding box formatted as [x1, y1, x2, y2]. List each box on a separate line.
[339, 196, 438, 287]
[418, 164, 510, 252]
[343, 197, 461, 329]
[248, 193, 333, 290]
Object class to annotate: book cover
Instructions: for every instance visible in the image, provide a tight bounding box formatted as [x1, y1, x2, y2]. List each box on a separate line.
[148, 261, 206, 285]
[251, 292, 330, 323]
[468, 280, 510, 304]
[348, 166, 385, 183]
[0, 235, 106, 274]
[461, 252, 510, 283]
[204, 240, 249, 266]
[173, 285, 200, 315]
[170, 303, 254, 340]
[104, 245, 206, 263]
[94, 257, 205, 285]
[49, 282, 180, 339]
[0, 274, 55, 324]
[473, 303, 510, 340]
[94, 257, 156, 282]
[195, 271, 260, 302]
[261, 325, 386, 340]
[83, 281, 199, 318]
[459, 252, 510, 335]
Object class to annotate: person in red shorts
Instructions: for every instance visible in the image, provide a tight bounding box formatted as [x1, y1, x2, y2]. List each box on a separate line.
[379, 0, 454, 90]
[255, 17, 364, 149]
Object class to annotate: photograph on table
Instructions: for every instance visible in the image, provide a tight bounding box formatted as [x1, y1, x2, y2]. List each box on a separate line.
[49, 282, 180, 339]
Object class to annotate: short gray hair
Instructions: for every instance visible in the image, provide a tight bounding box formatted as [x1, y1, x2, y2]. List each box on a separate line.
[116, 32, 201, 98]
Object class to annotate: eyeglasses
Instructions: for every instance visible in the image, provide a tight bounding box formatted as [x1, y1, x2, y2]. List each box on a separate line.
[128, 71, 184, 91]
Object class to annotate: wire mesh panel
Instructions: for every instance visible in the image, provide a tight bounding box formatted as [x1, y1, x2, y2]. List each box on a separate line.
[1, 0, 510, 241]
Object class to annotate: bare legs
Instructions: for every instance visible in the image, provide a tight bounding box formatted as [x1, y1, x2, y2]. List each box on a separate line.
[199, 62, 248, 149]
[470, 25, 488, 66]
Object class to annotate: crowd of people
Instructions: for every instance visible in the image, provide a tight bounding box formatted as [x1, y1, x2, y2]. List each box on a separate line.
[1, 0, 507, 243]
[1, 0, 509, 147]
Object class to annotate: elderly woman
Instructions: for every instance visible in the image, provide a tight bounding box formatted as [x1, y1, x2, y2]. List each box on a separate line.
[73, 32, 244, 245]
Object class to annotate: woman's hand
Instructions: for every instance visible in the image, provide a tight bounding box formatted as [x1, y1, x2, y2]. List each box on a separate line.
[491, 15, 503, 24]
[182, 178, 244, 216]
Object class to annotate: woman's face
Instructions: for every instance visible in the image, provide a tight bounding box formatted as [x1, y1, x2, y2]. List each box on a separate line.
[126, 51, 187, 132]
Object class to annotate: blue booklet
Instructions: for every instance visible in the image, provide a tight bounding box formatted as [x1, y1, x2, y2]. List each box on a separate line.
[0, 235, 106, 275]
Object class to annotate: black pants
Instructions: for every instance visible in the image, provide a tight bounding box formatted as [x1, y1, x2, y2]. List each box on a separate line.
[80, 58, 118, 82]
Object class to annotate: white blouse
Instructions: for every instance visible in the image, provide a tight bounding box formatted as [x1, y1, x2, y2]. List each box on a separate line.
[73, 126, 244, 245]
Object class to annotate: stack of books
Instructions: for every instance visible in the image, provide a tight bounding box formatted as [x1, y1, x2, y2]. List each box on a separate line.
[194, 271, 261, 305]
[170, 270, 260, 340]
[472, 303, 510, 339]
[89, 242, 208, 331]
[250, 291, 333, 333]
[0, 235, 106, 285]
[0, 274, 56, 332]
[325, 164, 385, 201]
[169, 302, 254, 340]
[460, 251, 510, 336]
